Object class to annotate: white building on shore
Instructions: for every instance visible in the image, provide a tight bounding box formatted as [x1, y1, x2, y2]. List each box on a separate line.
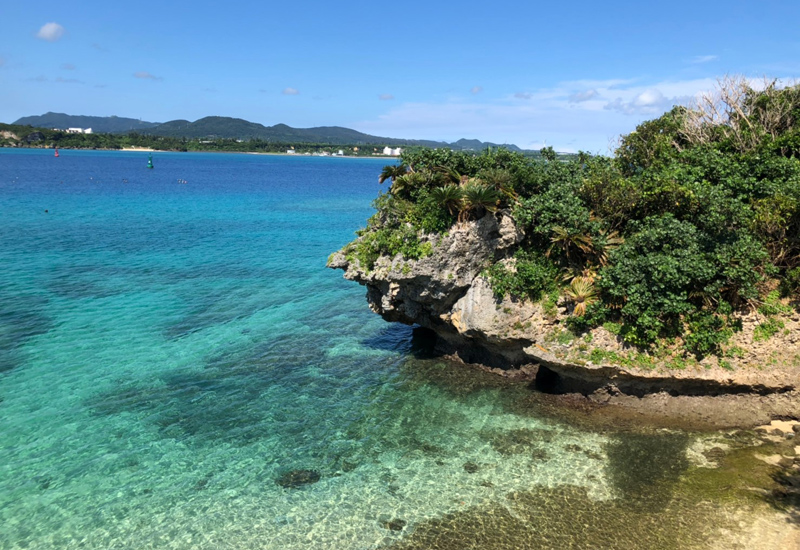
[382, 146, 403, 156]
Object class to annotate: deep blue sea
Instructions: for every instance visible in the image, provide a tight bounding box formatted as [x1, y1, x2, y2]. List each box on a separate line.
[0, 149, 744, 549]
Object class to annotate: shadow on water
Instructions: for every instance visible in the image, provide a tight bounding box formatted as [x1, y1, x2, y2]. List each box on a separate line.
[0, 295, 52, 374]
[47, 264, 119, 300]
[162, 287, 267, 340]
[767, 467, 800, 525]
[361, 324, 437, 358]
[381, 430, 734, 550]
[87, 342, 306, 447]
[604, 431, 690, 510]
[382, 482, 718, 550]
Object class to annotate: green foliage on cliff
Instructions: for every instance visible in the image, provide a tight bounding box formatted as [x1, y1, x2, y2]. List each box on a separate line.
[343, 192, 437, 271]
[347, 78, 800, 357]
[483, 250, 559, 302]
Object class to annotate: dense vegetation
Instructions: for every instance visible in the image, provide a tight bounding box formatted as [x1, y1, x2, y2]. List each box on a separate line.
[13, 112, 159, 133]
[0, 121, 552, 157]
[8, 114, 525, 151]
[0, 123, 408, 155]
[349, 77, 800, 358]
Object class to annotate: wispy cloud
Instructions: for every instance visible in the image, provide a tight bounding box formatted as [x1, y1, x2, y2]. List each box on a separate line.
[357, 76, 721, 153]
[603, 89, 671, 115]
[0, 56, 5, 68]
[471, 86, 483, 95]
[27, 75, 49, 82]
[91, 43, 108, 52]
[282, 87, 300, 95]
[689, 55, 718, 64]
[379, 93, 394, 100]
[55, 76, 82, 84]
[61, 63, 76, 70]
[134, 71, 162, 81]
[568, 89, 599, 103]
[36, 22, 65, 42]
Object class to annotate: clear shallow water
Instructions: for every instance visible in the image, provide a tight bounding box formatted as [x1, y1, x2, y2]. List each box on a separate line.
[0, 149, 730, 549]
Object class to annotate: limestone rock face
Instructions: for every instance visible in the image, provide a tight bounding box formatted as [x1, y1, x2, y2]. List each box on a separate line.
[328, 211, 800, 407]
[329, 211, 523, 331]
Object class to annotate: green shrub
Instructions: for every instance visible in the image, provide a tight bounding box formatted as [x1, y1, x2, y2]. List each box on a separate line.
[485, 250, 559, 301]
[350, 225, 432, 271]
[408, 188, 457, 234]
[753, 317, 785, 342]
[758, 290, 792, 316]
[683, 311, 733, 358]
[600, 214, 715, 345]
[781, 267, 800, 298]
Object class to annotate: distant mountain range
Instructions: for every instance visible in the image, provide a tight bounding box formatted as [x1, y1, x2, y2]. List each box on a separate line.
[12, 112, 524, 151]
[13, 112, 160, 133]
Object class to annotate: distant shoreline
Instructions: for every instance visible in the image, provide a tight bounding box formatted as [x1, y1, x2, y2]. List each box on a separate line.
[3, 145, 396, 160]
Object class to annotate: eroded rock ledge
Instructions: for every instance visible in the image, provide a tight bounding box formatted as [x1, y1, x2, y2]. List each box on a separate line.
[329, 211, 800, 425]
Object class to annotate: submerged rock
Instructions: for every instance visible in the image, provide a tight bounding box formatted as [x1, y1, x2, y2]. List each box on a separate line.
[275, 469, 321, 488]
[463, 462, 480, 473]
[381, 518, 407, 531]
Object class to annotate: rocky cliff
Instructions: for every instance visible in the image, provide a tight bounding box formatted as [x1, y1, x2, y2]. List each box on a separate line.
[329, 211, 800, 424]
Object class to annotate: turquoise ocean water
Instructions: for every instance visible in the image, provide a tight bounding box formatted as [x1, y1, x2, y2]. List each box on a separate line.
[0, 149, 734, 549]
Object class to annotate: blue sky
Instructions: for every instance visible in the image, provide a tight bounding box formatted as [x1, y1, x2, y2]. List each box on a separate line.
[1, 0, 799, 152]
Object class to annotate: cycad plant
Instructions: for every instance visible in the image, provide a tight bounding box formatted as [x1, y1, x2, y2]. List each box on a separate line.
[389, 171, 428, 198]
[592, 229, 624, 266]
[565, 276, 598, 316]
[460, 183, 500, 222]
[430, 184, 463, 216]
[548, 226, 594, 261]
[378, 164, 409, 185]
[478, 168, 517, 200]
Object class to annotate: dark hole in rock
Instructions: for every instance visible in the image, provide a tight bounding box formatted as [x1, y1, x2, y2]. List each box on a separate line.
[410, 326, 438, 358]
[275, 469, 321, 488]
[533, 365, 564, 394]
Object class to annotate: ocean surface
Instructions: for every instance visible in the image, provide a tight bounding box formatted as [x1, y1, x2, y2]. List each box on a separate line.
[0, 149, 750, 549]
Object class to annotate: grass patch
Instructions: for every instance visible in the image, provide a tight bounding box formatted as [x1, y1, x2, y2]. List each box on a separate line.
[753, 317, 785, 342]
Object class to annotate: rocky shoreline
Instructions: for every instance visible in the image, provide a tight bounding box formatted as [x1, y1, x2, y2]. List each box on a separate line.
[329, 211, 800, 428]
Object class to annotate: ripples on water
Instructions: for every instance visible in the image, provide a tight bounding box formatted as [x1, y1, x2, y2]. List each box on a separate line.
[0, 149, 770, 549]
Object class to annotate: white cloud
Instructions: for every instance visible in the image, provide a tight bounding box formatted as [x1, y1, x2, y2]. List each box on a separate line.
[568, 89, 599, 103]
[55, 77, 82, 84]
[603, 85, 699, 116]
[690, 55, 718, 64]
[282, 87, 300, 95]
[134, 71, 162, 81]
[36, 22, 65, 42]
[355, 76, 724, 153]
[0, 56, 5, 67]
[61, 63, 76, 70]
[379, 93, 394, 100]
[471, 86, 483, 95]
